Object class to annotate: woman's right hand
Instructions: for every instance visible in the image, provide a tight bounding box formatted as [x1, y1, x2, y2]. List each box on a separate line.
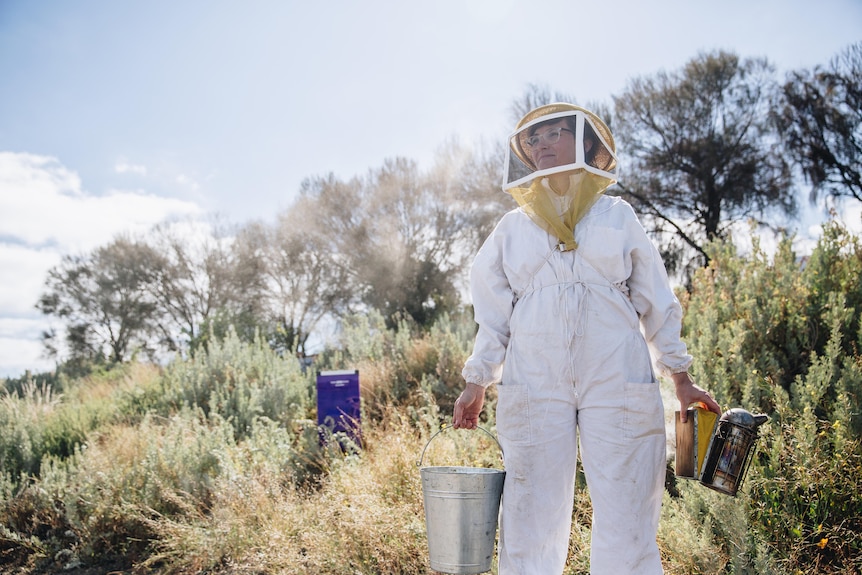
[453, 383, 486, 429]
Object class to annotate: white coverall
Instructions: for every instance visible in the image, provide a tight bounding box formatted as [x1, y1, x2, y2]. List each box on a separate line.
[462, 194, 692, 575]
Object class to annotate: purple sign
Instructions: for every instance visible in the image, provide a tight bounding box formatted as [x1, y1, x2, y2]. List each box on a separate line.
[316, 370, 361, 446]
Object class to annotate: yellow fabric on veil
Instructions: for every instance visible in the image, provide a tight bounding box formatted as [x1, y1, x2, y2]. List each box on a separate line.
[508, 170, 614, 251]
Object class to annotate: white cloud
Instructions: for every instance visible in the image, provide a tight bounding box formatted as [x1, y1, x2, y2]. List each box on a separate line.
[0, 334, 54, 378]
[0, 152, 201, 251]
[176, 173, 200, 191]
[0, 243, 60, 316]
[115, 160, 148, 175]
[0, 151, 205, 379]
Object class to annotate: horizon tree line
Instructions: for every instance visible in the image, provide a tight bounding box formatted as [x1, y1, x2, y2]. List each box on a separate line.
[34, 44, 862, 373]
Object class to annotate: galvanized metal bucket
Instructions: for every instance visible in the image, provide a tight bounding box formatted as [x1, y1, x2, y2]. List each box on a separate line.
[417, 426, 505, 575]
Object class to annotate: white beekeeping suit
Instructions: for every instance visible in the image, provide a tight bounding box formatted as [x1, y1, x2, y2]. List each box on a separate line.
[461, 103, 693, 575]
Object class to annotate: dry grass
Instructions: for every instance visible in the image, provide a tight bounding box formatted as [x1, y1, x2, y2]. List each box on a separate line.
[140, 409, 434, 574]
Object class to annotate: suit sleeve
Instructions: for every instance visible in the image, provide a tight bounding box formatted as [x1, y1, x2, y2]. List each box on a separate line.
[625, 208, 693, 377]
[461, 224, 515, 388]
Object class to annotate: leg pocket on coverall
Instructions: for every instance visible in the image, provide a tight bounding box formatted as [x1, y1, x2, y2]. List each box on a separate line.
[496, 384, 532, 445]
[622, 381, 665, 441]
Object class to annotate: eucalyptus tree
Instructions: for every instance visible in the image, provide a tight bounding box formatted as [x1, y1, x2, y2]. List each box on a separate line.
[612, 50, 796, 275]
[776, 42, 862, 205]
[37, 235, 164, 364]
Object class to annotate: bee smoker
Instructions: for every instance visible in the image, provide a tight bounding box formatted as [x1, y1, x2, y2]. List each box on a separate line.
[675, 407, 768, 496]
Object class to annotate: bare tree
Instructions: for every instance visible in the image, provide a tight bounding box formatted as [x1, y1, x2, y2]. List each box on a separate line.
[239, 202, 352, 356]
[776, 42, 862, 205]
[146, 217, 265, 353]
[612, 50, 796, 274]
[301, 156, 483, 327]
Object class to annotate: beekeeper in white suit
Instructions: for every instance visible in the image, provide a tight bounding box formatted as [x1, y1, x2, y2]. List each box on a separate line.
[453, 103, 722, 575]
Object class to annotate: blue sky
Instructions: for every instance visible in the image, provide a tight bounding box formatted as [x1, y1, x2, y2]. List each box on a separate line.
[1, 0, 860, 377]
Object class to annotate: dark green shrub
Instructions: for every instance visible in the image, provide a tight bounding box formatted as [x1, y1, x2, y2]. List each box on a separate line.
[683, 219, 862, 573]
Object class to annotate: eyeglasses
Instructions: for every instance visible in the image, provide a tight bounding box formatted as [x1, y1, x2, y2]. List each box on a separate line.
[524, 127, 574, 148]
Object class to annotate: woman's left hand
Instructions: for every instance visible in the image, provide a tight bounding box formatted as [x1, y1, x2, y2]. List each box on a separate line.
[672, 372, 722, 423]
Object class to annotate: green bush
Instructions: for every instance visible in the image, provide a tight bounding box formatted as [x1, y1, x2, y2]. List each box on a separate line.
[31, 408, 236, 565]
[0, 364, 157, 486]
[148, 327, 311, 440]
[0, 380, 57, 480]
[750, 313, 862, 573]
[682, 219, 862, 574]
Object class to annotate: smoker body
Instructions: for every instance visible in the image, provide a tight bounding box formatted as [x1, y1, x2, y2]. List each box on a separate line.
[675, 407, 768, 496]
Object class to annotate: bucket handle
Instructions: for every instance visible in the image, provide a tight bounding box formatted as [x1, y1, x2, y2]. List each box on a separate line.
[417, 425, 504, 467]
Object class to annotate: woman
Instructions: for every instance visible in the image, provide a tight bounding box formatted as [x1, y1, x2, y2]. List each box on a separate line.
[453, 103, 721, 575]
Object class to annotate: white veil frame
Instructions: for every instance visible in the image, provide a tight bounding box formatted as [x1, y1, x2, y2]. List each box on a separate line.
[502, 109, 618, 192]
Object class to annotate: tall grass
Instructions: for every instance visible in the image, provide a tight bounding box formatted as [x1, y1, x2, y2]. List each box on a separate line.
[1, 222, 860, 574]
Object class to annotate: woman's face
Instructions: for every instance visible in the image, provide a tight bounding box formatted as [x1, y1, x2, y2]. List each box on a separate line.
[527, 119, 576, 170]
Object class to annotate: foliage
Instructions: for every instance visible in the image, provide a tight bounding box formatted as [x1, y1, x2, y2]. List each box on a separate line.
[0, 364, 156, 485]
[146, 217, 265, 354]
[0, 379, 59, 482]
[144, 327, 311, 441]
[613, 50, 796, 276]
[139, 409, 433, 575]
[3, 234, 862, 573]
[682, 218, 862, 574]
[776, 42, 862, 204]
[298, 156, 485, 329]
[683, 219, 861, 410]
[237, 211, 350, 357]
[659, 483, 782, 575]
[748, 310, 862, 573]
[316, 309, 475, 421]
[37, 235, 165, 364]
[33, 139, 508, 371]
[682, 231, 812, 410]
